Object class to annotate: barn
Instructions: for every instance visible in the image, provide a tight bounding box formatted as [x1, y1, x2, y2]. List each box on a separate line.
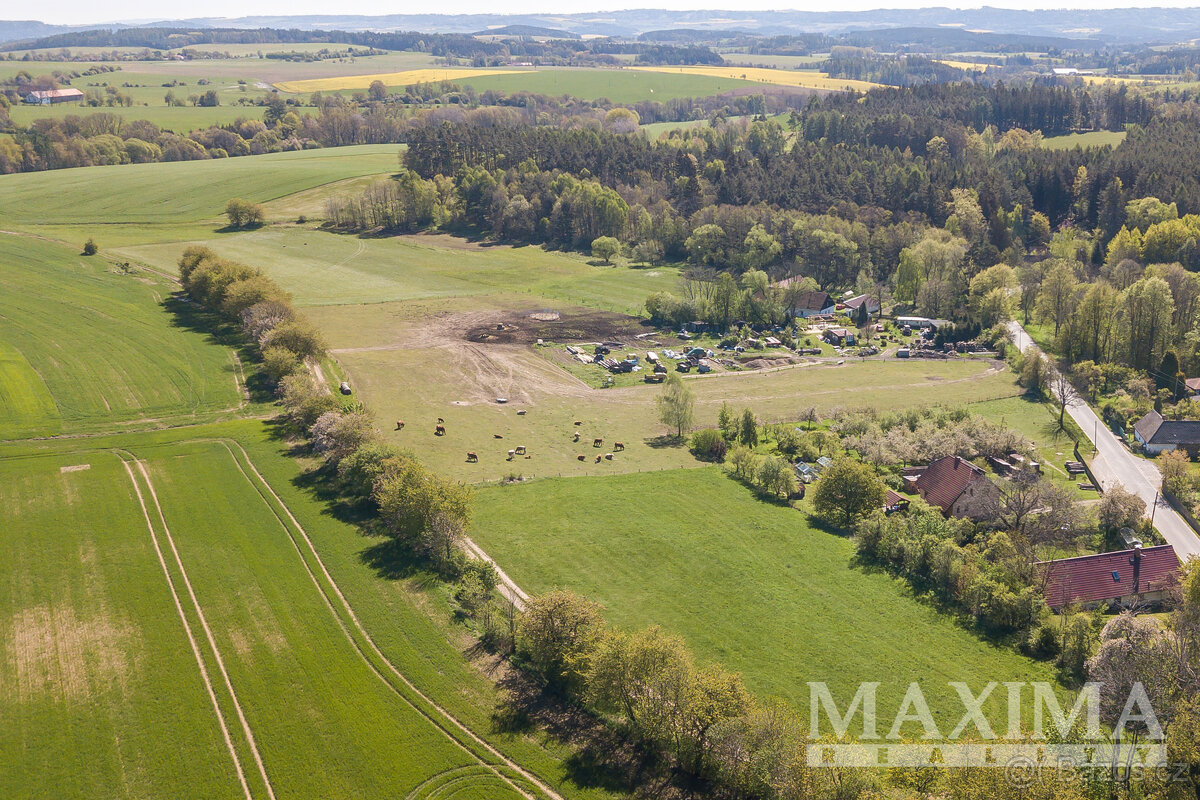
[24, 88, 85, 105]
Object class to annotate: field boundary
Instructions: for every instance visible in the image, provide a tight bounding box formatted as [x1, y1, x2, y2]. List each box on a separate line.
[118, 456, 257, 800]
[216, 438, 563, 800]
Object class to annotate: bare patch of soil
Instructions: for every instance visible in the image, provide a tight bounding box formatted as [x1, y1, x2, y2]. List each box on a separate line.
[6, 604, 134, 702]
[464, 308, 649, 346]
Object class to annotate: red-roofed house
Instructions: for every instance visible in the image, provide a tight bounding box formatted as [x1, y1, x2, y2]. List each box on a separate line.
[1039, 545, 1179, 609]
[912, 455, 1000, 520]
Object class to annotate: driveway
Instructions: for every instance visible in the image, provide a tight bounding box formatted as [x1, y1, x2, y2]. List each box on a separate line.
[1007, 321, 1200, 560]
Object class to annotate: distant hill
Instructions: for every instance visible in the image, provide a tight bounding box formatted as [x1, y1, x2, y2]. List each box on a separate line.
[0, 20, 91, 44]
[473, 24, 580, 39]
[10, 8, 1200, 46]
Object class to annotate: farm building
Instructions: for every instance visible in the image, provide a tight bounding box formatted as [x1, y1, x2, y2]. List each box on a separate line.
[1133, 410, 1200, 456]
[1187, 377, 1200, 400]
[843, 294, 881, 316]
[23, 88, 84, 104]
[822, 328, 855, 346]
[910, 455, 1000, 520]
[1039, 545, 1179, 609]
[793, 290, 835, 318]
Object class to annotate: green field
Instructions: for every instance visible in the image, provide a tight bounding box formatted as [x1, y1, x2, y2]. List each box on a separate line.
[0, 145, 400, 228]
[1041, 130, 1127, 150]
[0, 429, 573, 798]
[119, 229, 681, 310]
[0, 233, 242, 437]
[459, 68, 758, 102]
[471, 467, 1065, 730]
[7, 102, 263, 131]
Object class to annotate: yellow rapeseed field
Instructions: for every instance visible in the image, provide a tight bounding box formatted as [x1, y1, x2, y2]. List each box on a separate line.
[934, 59, 998, 71]
[628, 65, 880, 92]
[274, 68, 526, 93]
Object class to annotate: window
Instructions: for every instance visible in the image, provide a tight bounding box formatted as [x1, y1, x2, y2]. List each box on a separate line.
[1112, 571, 1121, 582]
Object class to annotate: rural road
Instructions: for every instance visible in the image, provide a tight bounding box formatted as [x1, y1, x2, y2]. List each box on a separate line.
[1007, 321, 1200, 560]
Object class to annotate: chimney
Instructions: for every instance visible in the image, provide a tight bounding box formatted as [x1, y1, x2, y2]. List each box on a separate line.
[1132, 544, 1143, 593]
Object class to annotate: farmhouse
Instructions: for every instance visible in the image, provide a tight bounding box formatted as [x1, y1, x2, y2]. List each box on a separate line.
[1132, 410, 1200, 456]
[790, 289, 836, 318]
[843, 294, 881, 316]
[910, 455, 1000, 520]
[23, 88, 84, 104]
[1039, 545, 1179, 609]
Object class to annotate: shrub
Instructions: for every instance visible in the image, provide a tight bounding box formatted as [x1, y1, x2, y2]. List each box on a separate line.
[690, 428, 727, 462]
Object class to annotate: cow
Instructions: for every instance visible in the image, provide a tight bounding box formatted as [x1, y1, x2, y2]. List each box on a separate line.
[395, 420, 405, 431]
[572, 432, 580, 442]
[593, 438, 603, 447]
[594, 454, 602, 463]
[574, 421, 582, 426]
[437, 417, 445, 424]
[577, 454, 586, 461]
[515, 445, 526, 455]
[466, 452, 478, 462]
[494, 433, 504, 439]
[435, 424, 446, 436]
[507, 450, 515, 460]
[614, 442, 625, 451]
[604, 453, 613, 460]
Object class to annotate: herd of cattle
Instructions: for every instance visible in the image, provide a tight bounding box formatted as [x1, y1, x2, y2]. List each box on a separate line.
[395, 416, 625, 464]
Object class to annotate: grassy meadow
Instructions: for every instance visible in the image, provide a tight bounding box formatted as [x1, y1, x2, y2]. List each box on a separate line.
[470, 467, 1065, 731]
[0, 233, 243, 438]
[0, 145, 400, 228]
[630, 64, 881, 92]
[1041, 130, 1128, 150]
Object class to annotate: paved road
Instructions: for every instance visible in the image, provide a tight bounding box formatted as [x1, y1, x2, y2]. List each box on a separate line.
[1007, 321, 1200, 560]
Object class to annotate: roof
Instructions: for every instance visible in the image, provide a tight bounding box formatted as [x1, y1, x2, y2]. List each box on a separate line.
[25, 88, 84, 100]
[843, 294, 880, 311]
[1039, 545, 1179, 608]
[884, 489, 909, 507]
[1134, 410, 1200, 446]
[914, 456, 988, 514]
[1186, 377, 1200, 393]
[791, 290, 832, 312]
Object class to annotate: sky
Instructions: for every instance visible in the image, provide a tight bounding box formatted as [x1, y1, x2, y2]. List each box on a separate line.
[26, 0, 1200, 25]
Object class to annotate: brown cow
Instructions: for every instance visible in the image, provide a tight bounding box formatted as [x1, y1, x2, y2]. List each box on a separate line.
[437, 417, 445, 424]
[494, 433, 504, 439]
[577, 454, 586, 461]
[435, 424, 446, 436]
[395, 420, 405, 431]
[574, 421, 583, 426]
[594, 454, 602, 463]
[614, 442, 625, 451]
[604, 453, 613, 460]
[466, 452, 478, 462]
[593, 438, 603, 447]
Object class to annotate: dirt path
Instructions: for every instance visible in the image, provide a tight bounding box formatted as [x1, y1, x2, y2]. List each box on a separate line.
[461, 536, 529, 611]
[309, 359, 333, 395]
[219, 440, 563, 800]
[119, 458, 258, 800]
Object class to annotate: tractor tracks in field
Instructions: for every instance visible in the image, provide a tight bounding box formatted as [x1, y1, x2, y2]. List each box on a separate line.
[117, 453, 275, 800]
[214, 439, 562, 800]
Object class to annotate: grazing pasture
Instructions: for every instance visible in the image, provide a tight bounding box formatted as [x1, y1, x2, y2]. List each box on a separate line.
[470, 467, 1066, 731]
[0, 234, 241, 437]
[312, 292, 1021, 481]
[449, 68, 759, 103]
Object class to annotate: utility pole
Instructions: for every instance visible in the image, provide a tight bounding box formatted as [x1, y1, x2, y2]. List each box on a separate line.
[1151, 490, 1159, 526]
